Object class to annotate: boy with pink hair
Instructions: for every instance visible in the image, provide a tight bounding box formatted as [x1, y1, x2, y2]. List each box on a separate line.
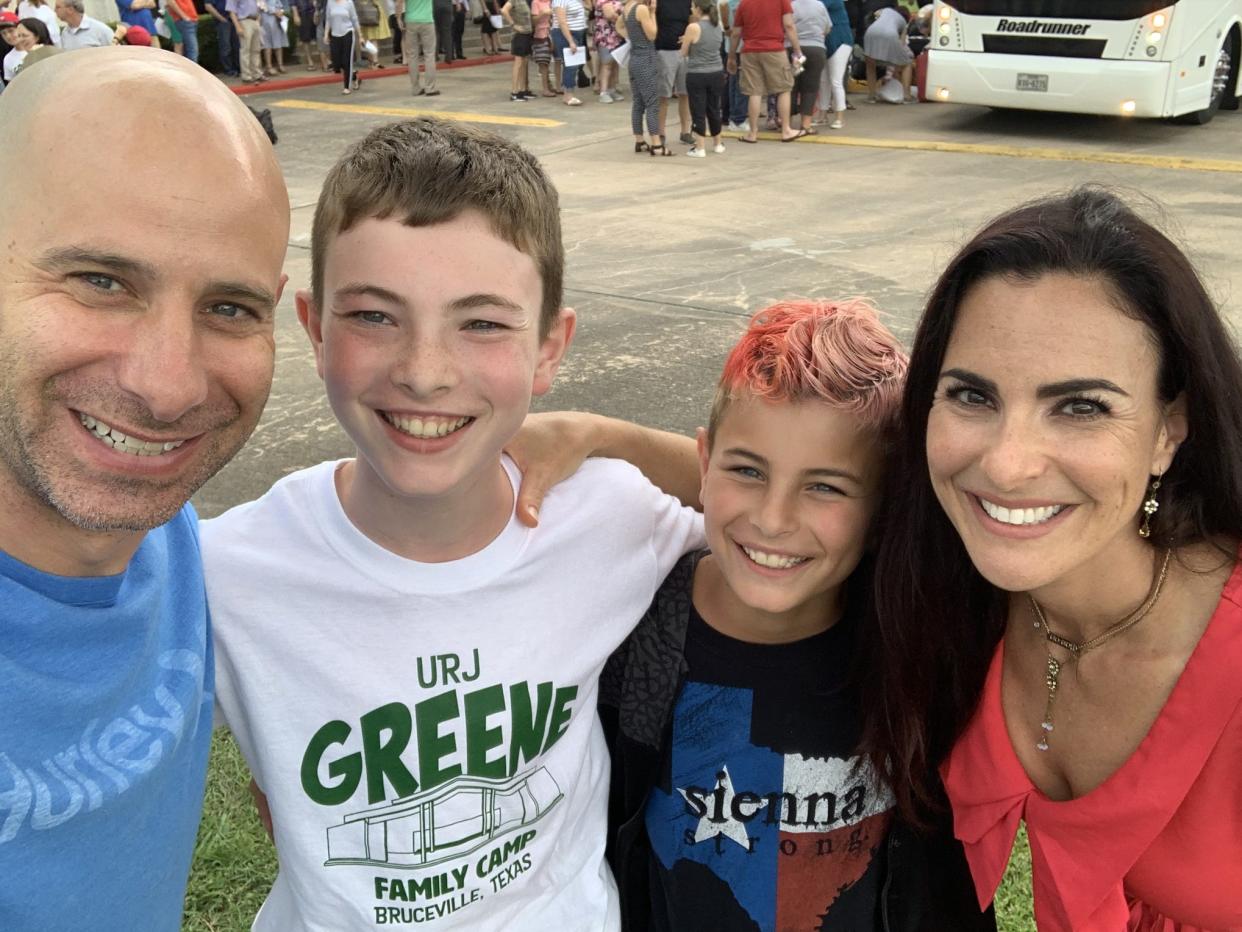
[595, 300, 985, 930]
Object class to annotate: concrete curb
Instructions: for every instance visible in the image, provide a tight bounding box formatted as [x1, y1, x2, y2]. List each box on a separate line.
[232, 53, 514, 95]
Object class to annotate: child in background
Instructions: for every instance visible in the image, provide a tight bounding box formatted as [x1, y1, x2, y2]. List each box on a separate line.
[501, 0, 533, 100]
[203, 117, 704, 932]
[259, 0, 288, 74]
[530, 0, 557, 95]
[678, 0, 724, 157]
[324, 0, 360, 91]
[592, 0, 624, 102]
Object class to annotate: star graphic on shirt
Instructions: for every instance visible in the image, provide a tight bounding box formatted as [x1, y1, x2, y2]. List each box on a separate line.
[679, 765, 752, 851]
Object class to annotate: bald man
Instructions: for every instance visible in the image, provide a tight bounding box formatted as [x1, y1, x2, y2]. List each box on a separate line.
[0, 48, 289, 931]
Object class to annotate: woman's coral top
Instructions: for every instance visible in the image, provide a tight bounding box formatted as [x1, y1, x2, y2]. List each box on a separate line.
[942, 556, 1242, 931]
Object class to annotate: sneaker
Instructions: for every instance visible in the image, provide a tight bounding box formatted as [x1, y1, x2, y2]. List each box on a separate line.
[679, 131, 695, 145]
[829, 118, 843, 129]
[519, 90, 537, 98]
[713, 142, 726, 153]
[425, 89, 441, 96]
[510, 92, 527, 101]
[727, 120, 750, 133]
[599, 90, 615, 103]
[611, 88, 624, 99]
[686, 146, 705, 158]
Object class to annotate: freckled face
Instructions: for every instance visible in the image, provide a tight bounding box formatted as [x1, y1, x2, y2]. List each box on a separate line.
[925, 273, 1182, 594]
[300, 212, 573, 505]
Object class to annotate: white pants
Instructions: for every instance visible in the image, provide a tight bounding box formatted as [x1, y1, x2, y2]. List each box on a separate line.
[820, 43, 851, 113]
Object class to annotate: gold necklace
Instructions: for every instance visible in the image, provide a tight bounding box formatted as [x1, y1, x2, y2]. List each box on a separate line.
[1027, 548, 1173, 752]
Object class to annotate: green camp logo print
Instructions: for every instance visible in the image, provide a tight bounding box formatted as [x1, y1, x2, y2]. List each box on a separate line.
[298, 656, 578, 879]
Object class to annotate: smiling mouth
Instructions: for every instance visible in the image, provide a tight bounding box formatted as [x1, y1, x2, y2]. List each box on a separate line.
[977, 496, 1065, 527]
[79, 413, 188, 457]
[739, 544, 810, 570]
[382, 412, 474, 439]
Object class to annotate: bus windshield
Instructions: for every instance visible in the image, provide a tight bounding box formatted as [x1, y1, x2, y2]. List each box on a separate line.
[943, 0, 1177, 18]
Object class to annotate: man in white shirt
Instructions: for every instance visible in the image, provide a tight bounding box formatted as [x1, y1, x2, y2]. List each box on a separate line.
[56, 0, 113, 47]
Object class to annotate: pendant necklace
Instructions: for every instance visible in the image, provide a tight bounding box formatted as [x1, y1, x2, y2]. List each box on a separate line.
[1027, 548, 1173, 752]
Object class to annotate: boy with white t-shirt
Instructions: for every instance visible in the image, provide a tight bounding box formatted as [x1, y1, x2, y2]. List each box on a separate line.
[201, 118, 703, 931]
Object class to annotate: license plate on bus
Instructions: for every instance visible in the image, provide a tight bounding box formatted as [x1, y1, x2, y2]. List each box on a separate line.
[1016, 73, 1048, 92]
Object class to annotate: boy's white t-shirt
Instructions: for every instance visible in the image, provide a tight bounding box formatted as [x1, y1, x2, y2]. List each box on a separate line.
[202, 456, 704, 932]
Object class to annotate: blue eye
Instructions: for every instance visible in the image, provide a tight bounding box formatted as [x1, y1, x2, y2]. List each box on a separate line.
[353, 310, 392, 325]
[78, 272, 123, 292]
[209, 303, 257, 320]
[464, 320, 507, 332]
[729, 465, 763, 480]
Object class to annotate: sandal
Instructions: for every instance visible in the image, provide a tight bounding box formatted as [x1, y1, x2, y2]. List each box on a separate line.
[634, 141, 651, 154]
[564, 96, 583, 106]
[649, 142, 674, 157]
[781, 128, 809, 142]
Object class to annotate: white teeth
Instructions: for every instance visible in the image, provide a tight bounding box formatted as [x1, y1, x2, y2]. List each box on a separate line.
[383, 413, 471, 439]
[741, 546, 809, 570]
[78, 413, 186, 457]
[979, 497, 1064, 526]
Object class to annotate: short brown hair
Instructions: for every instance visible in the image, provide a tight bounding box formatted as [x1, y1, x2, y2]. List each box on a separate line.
[311, 118, 564, 335]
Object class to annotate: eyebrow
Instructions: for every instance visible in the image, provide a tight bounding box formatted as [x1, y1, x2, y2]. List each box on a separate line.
[722, 448, 864, 484]
[42, 247, 278, 312]
[939, 368, 1130, 399]
[333, 286, 528, 318]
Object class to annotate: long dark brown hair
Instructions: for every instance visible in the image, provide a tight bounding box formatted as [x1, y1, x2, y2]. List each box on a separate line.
[859, 186, 1242, 824]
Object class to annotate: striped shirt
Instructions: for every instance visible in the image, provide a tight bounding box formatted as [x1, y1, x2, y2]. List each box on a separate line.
[551, 0, 586, 31]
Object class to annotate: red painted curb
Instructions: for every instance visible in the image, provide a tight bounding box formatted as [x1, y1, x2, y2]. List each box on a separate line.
[231, 53, 513, 95]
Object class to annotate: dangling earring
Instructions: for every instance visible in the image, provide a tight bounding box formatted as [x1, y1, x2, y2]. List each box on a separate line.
[1139, 474, 1162, 539]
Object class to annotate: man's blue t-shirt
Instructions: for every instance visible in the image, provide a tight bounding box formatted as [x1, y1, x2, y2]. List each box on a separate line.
[0, 505, 214, 932]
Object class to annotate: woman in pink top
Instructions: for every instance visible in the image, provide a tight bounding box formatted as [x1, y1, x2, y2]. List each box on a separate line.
[861, 187, 1242, 931]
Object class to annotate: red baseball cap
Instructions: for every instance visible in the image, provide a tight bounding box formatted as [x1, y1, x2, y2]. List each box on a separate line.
[123, 24, 152, 45]
[0, 11, 21, 24]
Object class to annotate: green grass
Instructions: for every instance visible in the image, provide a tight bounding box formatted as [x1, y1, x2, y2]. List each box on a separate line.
[185, 739, 1037, 930]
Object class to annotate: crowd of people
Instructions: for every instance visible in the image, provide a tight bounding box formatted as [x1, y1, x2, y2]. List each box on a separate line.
[2, 39, 1241, 932]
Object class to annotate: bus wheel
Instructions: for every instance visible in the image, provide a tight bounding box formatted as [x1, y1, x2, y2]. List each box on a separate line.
[1222, 28, 1241, 111]
[1177, 35, 1236, 124]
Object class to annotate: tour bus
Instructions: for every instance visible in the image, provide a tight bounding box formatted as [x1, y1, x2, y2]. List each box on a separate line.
[927, 1, 1242, 124]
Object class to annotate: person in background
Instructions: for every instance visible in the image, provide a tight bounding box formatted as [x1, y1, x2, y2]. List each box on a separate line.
[259, 0, 287, 73]
[788, 0, 826, 131]
[291, 0, 316, 66]
[357, 0, 389, 68]
[431, 0, 451, 58]
[204, 0, 240, 75]
[165, 0, 197, 61]
[862, 2, 910, 102]
[530, 0, 555, 94]
[384, 0, 400, 60]
[727, 0, 803, 143]
[55, 0, 114, 48]
[16, 0, 59, 44]
[653, 0, 691, 143]
[616, 0, 665, 153]
[227, 0, 264, 83]
[478, 0, 500, 53]
[116, 0, 157, 42]
[2, 17, 46, 76]
[679, 0, 722, 157]
[399, 0, 437, 94]
[717, 0, 745, 131]
[551, 0, 586, 105]
[501, 0, 533, 99]
[323, 0, 358, 90]
[815, 0, 850, 127]
[591, 0, 621, 101]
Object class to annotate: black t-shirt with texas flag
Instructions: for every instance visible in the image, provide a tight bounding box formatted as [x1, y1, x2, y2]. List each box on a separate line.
[642, 601, 894, 932]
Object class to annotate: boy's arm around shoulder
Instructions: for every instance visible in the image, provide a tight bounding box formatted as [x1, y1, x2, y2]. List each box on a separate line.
[508, 411, 700, 528]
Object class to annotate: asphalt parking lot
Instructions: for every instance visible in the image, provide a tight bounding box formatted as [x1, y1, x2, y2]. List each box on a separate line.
[194, 59, 1242, 517]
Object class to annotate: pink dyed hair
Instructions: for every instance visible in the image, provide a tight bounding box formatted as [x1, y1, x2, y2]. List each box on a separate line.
[706, 299, 909, 446]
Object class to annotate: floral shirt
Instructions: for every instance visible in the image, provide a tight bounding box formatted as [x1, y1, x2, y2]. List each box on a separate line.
[592, 0, 622, 49]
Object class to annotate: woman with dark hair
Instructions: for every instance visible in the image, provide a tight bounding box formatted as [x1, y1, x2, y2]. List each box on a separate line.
[863, 186, 1242, 931]
[3, 17, 53, 80]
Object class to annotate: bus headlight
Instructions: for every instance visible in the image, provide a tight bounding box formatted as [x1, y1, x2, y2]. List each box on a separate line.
[1121, 99, 1137, 115]
[1152, 12, 1166, 28]
[1148, 32, 1162, 43]
[937, 4, 951, 20]
[936, 87, 950, 100]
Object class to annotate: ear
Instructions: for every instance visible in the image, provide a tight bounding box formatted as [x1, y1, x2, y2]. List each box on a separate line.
[295, 289, 326, 381]
[695, 426, 711, 502]
[1152, 392, 1188, 475]
[531, 307, 577, 397]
